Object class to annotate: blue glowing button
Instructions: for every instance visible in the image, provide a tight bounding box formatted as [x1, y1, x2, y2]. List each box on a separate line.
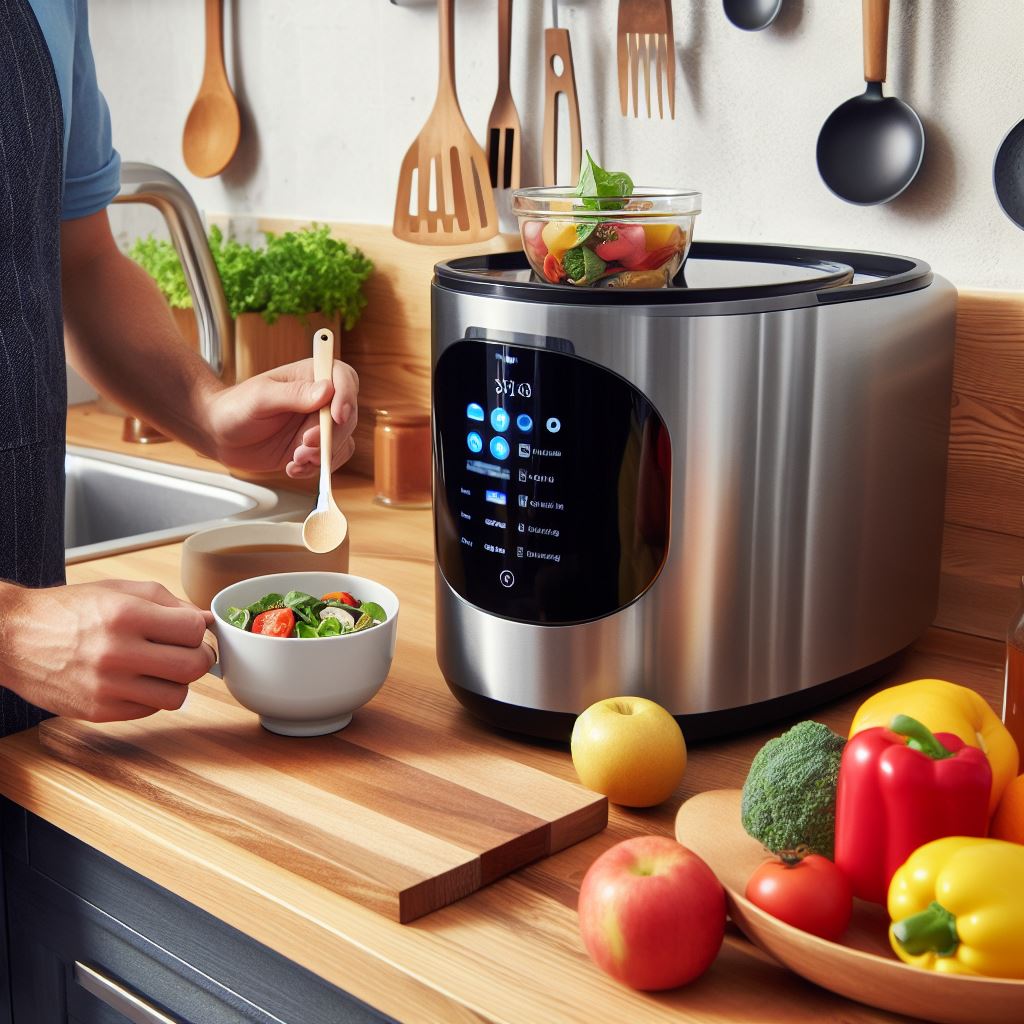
[490, 407, 511, 432]
[546, 417, 561, 433]
[467, 431, 484, 454]
[467, 403, 485, 422]
[485, 489, 507, 506]
[489, 436, 510, 461]
[516, 413, 533, 432]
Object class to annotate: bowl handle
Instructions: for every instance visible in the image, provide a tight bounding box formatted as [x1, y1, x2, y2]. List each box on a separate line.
[202, 629, 222, 679]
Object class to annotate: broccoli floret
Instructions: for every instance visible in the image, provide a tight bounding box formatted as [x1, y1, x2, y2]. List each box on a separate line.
[740, 720, 846, 860]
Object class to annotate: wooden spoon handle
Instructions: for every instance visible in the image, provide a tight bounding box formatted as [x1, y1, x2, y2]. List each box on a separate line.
[437, 0, 457, 100]
[862, 0, 890, 83]
[497, 0, 513, 89]
[203, 0, 227, 85]
[542, 28, 581, 186]
[312, 329, 335, 497]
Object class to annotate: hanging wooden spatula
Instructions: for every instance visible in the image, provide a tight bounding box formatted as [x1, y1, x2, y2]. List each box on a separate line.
[393, 0, 498, 244]
[486, 0, 522, 190]
[542, 0, 582, 186]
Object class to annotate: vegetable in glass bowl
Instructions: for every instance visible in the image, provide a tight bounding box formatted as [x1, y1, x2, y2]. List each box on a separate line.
[512, 153, 701, 289]
[223, 589, 387, 639]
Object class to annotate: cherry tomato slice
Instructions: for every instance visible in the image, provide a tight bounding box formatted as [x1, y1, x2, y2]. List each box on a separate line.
[322, 591, 357, 606]
[745, 854, 852, 942]
[251, 608, 296, 638]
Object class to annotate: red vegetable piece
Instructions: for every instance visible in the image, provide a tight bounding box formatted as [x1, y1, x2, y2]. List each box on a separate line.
[322, 591, 357, 606]
[745, 854, 853, 941]
[543, 252, 565, 283]
[251, 608, 296, 638]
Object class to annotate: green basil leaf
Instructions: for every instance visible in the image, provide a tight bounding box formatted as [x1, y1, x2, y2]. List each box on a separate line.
[576, 151, 634, 212]
[225, 607, 251, 631]
[248, 592, 285, 615]
[358, 601, 387, 623]
[295, 623, 319, 639]
[283, 590, 317, 609]
[562, 245, 607, 285]
[575, 221, 599, 245]
[317, 616, 343, 637]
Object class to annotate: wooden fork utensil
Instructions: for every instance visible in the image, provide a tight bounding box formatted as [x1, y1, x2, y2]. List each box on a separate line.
[616, 0, 676, 119]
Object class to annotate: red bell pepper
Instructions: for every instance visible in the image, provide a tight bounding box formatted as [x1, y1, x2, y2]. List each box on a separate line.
[833, 715, 991, 904]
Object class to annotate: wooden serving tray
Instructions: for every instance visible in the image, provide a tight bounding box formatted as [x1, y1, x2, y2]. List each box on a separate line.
[39, 682, 607, 923]
[676, 789, 1024, 1024]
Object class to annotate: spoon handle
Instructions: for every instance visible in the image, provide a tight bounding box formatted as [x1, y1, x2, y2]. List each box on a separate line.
[203, 0, 227, 85]
[312, 329, 335, 503]
[862, 0, 890, 84]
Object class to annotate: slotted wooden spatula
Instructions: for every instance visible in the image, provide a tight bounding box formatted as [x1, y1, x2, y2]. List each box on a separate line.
[393, 0, 497, 244]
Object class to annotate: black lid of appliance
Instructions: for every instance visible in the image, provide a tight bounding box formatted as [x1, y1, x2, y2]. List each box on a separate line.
[434, 241, 932, 307]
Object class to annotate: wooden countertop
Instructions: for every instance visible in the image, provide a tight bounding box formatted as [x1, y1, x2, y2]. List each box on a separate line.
[0, 406, 1006, 1023]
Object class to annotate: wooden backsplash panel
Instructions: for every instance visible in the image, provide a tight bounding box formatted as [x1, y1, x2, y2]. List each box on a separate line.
[248, 222, 1024, 642]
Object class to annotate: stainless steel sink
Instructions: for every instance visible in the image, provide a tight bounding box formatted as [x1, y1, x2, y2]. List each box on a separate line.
[64, 446, 308, 563]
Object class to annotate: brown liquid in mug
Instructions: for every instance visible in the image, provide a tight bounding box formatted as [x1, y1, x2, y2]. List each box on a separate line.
[214, 544, 304, 556]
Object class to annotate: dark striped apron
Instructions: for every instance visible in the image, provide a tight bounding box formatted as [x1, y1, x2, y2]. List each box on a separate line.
[0, 0, 67, 734]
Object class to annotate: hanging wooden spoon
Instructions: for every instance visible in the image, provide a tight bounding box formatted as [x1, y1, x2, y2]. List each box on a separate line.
[302, 329, 348, 554]
[182, 0, 241, 178]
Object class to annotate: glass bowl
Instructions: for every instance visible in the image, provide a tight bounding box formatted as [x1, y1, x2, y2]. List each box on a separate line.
[511, 186, 702, 289]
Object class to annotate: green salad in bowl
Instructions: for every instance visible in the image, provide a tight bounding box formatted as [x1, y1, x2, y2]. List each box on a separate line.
[224, 588, 386, 639]
[512, 153, 701, 288]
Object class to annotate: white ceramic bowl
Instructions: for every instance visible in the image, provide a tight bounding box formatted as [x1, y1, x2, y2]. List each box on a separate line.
[209, 571, 399, 737]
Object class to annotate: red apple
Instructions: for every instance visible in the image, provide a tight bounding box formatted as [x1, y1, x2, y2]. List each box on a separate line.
[577, 835, 726, 990]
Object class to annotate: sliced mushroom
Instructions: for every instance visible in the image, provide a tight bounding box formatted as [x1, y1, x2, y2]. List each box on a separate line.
[319, 606, 356, 629]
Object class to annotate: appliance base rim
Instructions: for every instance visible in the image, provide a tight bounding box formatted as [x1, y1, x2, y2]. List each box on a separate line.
[443, 650, 906, 744]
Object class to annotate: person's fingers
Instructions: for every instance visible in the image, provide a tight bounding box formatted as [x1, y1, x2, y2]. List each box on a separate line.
[96, 580, 196, 610]
[285, 459, 317, 479]
[109, 676, 191, 712]
[331, 362, 359, 425]
[92, 700, 162, 723]
[291, 443, 320, 466]
[251, 376, 334, 420]
[106, 637, 213, 684]
[111, 599, 208, 648]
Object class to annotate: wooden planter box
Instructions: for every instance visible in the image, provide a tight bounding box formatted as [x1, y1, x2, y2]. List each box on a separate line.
[234, 312, 341, 381]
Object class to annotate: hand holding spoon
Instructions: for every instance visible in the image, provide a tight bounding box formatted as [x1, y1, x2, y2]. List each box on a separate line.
[301, 330, 348, 553]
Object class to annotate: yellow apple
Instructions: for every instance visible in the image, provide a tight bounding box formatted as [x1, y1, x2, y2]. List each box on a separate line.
[571, 697, 687, 807]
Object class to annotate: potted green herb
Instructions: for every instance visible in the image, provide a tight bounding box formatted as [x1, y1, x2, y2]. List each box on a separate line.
[129, 224, 373, 381]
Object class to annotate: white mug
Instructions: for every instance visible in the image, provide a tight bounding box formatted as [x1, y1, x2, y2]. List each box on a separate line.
[208, 571, 399, 737]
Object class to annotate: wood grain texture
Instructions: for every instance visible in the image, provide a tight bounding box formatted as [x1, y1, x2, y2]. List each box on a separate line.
[38, 684, 604, 924]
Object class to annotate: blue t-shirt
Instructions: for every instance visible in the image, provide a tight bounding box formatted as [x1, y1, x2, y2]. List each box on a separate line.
[27, 0, 120, 220]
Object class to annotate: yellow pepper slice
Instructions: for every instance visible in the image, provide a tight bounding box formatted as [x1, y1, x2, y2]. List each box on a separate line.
[540, 221, 578, 261]
[642, 223, 682, 251]
[850, 679, 1019, 813]
[888, 836, 1024, 978]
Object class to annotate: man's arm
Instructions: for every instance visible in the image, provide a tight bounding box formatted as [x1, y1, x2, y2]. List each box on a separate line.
[61, 208, 222, 455]
[60, 210, 360, 478]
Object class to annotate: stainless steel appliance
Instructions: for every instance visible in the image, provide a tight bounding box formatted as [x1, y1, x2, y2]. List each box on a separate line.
[431, 243, 956, 739]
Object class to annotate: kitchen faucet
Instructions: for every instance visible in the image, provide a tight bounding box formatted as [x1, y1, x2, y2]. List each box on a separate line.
[113, 162, 232, 381]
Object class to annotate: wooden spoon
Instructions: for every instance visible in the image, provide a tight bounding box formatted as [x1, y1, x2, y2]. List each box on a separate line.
[182, 0, 241, 178]
[301, 330, 348, 554]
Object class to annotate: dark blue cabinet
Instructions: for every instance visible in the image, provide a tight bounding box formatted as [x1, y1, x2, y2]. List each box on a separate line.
[0, 800, 395, 1024]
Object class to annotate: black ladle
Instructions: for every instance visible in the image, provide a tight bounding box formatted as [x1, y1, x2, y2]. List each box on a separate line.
[816, 0, 924, 205]
[994, 121, 1024, 228]
[723, 0, 782, 32]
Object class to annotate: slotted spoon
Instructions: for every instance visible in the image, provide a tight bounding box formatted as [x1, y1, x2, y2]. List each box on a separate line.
[486, 0, 521, 190]
[302, 329, 348, 554]
[393, 0, 497, 244]
[616, 0, 676, 120]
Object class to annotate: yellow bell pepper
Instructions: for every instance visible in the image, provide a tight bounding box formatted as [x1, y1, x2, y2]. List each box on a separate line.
[888, 836, 1024, 978]
[850, 679, 1019, 814]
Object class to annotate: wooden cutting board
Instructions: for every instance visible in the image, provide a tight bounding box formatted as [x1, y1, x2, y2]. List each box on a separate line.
[38, 681, 607, 923]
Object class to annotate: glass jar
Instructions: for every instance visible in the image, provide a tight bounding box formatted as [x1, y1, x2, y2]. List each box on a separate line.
[1004, 576, 1024, 754]
[373, 407, 431, 509]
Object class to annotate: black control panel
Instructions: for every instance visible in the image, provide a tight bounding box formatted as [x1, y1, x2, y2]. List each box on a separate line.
[434, 338, 671, 625]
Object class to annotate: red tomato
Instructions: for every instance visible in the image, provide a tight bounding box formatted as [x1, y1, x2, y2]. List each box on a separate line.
[251, 608, 296, 637]
[594, 223, 646, 263]
[522, 219, 547, 260]
[542, 252, 565, 283]
[322, 591, 357, 606]
[745, 855, 852, 941]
